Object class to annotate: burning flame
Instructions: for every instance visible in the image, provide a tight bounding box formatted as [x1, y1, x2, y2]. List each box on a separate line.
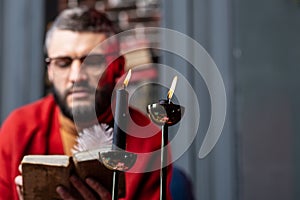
[123, 69, 132, 88]
[167, 76, 178, 100]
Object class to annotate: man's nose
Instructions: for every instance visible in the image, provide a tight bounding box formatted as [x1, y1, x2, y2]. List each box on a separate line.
[68, 60, 88, 83]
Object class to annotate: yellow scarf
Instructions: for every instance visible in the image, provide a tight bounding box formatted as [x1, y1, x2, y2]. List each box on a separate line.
[58, 113, 78, 156]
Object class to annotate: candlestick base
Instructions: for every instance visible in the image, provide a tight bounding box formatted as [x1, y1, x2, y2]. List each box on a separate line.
[99, 150, 137, 171]
[147, 99, 185, 126]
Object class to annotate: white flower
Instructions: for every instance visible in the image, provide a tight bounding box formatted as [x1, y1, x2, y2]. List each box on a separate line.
[72, 124, 113, 154]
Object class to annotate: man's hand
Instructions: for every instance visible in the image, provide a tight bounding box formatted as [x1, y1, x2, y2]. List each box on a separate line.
[56, 176, 112, 200]
[14, 165, 23, 200]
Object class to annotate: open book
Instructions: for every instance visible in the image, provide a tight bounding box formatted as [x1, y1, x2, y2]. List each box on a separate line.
[21, 148, 125, 200]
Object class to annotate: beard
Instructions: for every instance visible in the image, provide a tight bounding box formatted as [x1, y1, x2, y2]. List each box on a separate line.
[52, 82, 113, 125]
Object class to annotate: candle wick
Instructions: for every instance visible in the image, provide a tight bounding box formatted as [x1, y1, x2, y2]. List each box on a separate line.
[167, 97, 171, 104]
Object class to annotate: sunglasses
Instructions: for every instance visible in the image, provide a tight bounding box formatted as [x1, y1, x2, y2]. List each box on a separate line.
[45, 54, 115, 69]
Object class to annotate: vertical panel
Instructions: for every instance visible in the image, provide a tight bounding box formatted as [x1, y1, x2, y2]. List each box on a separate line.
[161, 0, 236, 200]
[234, 0, 300, 199]
[0, 0, 45, 123]
[208, 0, 236, 199]
[0, 0, 3, 116]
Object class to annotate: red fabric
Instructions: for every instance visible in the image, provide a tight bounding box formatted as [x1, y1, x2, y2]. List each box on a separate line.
[101, 54, 125, 87]
[96, 55, 125, 124]
[0, 95, 172, 200]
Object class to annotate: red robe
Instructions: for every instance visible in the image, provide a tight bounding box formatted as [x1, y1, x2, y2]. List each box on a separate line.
[0, 95, 172, 200]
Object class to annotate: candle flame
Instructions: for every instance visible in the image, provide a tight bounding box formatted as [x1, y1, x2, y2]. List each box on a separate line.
[167, 76, 178, 99]
[123, 69, 132, 88]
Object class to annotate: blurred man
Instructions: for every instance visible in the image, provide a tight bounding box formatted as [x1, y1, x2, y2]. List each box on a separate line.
[0, 7, 171, 200]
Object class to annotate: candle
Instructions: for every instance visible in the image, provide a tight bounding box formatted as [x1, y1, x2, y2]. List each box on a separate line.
[113, 69, 131, 150]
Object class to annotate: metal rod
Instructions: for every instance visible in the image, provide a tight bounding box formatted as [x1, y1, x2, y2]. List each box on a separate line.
[160, 124, 168, 200]
[112, 170, 119, 200]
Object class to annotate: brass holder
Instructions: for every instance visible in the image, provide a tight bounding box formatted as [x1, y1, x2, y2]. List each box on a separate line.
[147, 99, 184, 200]
[99, 150, 137, 172]
[99, 150, 137, 200]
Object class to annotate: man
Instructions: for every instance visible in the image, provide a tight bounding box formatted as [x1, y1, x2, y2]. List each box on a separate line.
[0, 7, 172, 200]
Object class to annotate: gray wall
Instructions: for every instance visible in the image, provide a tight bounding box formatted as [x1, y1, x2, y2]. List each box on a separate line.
[0, 0, 45, 123]
[161, 0, 236, 200]
[235, 0, 300, 200]
[162, 0, 300, 200]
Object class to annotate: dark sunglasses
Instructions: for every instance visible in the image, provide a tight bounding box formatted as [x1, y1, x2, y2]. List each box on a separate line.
[45, 54, 115, 68]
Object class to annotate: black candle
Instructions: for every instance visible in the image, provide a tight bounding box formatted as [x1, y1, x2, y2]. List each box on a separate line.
[113, 70, 131, 150]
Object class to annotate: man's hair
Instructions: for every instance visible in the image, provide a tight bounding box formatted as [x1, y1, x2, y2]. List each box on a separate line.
[45, 6, 117, 51]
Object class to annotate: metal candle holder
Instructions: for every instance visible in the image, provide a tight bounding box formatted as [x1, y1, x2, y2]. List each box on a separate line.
[99, 150, 137, 172]
[147, 99, 184, 200]
[99, 150, 137, 199]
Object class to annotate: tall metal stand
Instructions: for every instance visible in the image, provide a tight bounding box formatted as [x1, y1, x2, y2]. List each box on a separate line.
[112, 171, 119, 200]
[147, 100, 184, 200]
[160, 124, 168, 200]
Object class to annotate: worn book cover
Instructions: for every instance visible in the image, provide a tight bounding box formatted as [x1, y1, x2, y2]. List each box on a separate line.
[22, 149, 125, 200]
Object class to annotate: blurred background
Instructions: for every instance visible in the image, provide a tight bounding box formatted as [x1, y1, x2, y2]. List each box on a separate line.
[1, 0, 300, 200]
